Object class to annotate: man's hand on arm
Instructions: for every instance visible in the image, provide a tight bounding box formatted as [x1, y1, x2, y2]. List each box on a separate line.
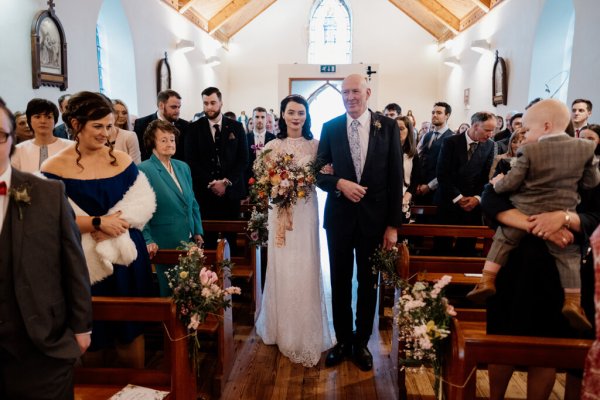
[336, 179, 367, 203]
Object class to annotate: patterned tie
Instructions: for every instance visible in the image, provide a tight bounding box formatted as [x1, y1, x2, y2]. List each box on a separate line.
[0, 181, 6, 195]
[39, 145, 48, 169]
[467, 142, 478, 161]
[213, 124, 222, 167]
[349, 119, 362, 182]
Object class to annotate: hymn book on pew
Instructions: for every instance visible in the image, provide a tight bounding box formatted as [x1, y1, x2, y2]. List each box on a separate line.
[109, 384, 169, 400]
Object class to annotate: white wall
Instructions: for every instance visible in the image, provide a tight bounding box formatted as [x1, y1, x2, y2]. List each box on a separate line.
[0, 0, 228, 120]
[437, 0, 600, 126]
[227, 0, 440, 126]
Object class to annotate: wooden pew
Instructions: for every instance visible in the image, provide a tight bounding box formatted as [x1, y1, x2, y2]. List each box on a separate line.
[443, 313, 593, 400]
[150, 245, 234, 396]
[74, 297, 196, 400]
[380, 224, 493, 328]
[202, 220, 262, 321]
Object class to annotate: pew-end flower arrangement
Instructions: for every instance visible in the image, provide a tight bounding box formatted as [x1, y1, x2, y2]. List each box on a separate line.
[166, 242, 241, 375]
[371, 246, 455, 398]
[248, 149, 322, 247]
[396, 275, 456, 398]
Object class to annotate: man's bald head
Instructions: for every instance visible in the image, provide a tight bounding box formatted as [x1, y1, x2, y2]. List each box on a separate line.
[522, 99, 570, 143]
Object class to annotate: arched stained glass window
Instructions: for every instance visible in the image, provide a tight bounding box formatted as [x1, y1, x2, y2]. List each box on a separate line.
[308, 0, 351, 64]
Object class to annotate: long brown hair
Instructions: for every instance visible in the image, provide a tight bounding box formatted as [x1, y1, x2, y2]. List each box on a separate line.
[396, 116, 416, 158]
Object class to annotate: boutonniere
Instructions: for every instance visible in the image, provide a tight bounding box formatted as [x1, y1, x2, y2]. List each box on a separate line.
[228, 132, 236, 140]
[9, 183, 32, 220]
[251, 143, 265, 154]
[372, 119, 382, 135]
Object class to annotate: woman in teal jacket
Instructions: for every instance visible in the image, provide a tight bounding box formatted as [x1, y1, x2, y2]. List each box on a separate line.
[139, 120, 203, 296]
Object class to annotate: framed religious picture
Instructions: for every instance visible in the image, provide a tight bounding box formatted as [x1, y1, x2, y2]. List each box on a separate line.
[156, 52, 171, 94]
[492, 50, 508, 106]
[31, 0, 68, 90]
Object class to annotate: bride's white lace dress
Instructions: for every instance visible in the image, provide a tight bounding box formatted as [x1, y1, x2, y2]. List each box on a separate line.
[255, 136, 334, 367]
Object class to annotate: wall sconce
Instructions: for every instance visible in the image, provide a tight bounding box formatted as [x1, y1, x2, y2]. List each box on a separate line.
[443, 56, 460, 67]
[470, 39, 491, 53]
[176, 39, 195, 53]
[204, 56, 221, 67]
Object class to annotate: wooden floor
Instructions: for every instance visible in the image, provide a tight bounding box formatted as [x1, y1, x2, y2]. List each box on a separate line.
[217, 321, 569, 400]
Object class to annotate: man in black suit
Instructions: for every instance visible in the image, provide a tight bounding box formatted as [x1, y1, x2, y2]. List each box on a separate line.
[134, 90, 189, 161]
[414, 102, 454, 205]
[245, 106, 276, 198]
[0, 101, 92, 399]
[434, 111, 496, 255]
[317, 74, 403, 371]
[185, 87, 248, 224]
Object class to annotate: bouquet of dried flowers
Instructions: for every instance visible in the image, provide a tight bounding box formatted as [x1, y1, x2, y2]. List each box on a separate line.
[248, 149, 320, 247]
[246, 206, 268, 247]
[165, 242, 241, 375]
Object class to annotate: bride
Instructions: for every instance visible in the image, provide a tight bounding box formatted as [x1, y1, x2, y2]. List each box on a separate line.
[255, 95, 334, 367]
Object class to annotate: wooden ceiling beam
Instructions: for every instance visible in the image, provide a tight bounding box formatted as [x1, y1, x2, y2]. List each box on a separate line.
[178, 0, 201, 14]
[387, 0, 445, 41]
[182, 8, 209, 32]
[467, 0, 491, 12]
[208, 0, 251, 33]
[222, 0, 278, 39]
[417, 0, 460, 34]
[459, 7, 487, 31]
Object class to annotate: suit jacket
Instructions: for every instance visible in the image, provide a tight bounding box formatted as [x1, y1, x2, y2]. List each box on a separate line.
[138, 155, 203, 248]
[184, 115, 248, 202]
[494, 134, 600, 215]
[418, 128, 453, 186]
[2, 169, 92, 359]
[53, 123, 69, 139]
[316, 112, 404, 237]
[245, 131, 276, 195]
[134, 113, 189, 161]
[435, 132, 495, 208]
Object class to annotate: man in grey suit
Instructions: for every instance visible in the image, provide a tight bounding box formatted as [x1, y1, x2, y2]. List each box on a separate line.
[0, 100, 93, 399]
[468, 99, 600, 331]
[317, 74, 403, 371]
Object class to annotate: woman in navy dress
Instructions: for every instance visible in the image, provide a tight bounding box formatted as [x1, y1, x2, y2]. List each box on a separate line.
[42, 91, 155, 368]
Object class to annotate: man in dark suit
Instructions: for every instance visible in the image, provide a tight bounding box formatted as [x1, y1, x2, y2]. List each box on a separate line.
[0, 101, 92, 399]
[53, 93, 71, 139]
[434, 111, 496, 255]
[245, 106, 276, 198]
[134, 90, 189, 161]
[317, 74, 403, 371]
[414, 102, 454, 205]
[185, 87, 248, 224]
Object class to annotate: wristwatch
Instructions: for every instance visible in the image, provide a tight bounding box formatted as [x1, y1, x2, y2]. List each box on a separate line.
[92, 216, 101, 231]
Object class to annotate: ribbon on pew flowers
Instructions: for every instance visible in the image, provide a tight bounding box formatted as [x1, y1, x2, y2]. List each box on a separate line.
[371, 245, 456, 399]
[165, 242, 241, 376]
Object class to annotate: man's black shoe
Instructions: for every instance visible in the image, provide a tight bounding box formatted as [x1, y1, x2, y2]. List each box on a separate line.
[352, 343, 373, 371]
[325, 342, 352, 367]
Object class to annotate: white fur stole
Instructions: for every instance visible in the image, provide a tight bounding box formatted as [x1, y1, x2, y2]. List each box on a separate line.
[70, 171, 156, 284]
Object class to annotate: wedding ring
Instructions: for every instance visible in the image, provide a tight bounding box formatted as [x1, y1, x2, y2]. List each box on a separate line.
[562, 237, 567, 243]
[538, 231, 545, 237]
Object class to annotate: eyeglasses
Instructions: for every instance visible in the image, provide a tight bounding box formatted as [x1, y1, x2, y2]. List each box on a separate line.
[0, 131, 11, 144]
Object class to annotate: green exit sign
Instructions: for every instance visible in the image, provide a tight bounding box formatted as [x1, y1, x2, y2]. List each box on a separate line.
[320, 65, 336, 73]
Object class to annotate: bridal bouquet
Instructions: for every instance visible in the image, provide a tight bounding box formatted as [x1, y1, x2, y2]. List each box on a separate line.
[396, 275, 456, 397]
[246, 206, 268, 247]
[249, 149, 319, 247]
[165, 242, 241, 375]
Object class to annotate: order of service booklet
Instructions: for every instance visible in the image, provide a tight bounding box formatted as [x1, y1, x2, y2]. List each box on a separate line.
[109, 384, 169, 400]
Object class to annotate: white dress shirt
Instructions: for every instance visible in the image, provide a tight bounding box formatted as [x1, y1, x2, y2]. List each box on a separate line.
[208, 115, 223, 142]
